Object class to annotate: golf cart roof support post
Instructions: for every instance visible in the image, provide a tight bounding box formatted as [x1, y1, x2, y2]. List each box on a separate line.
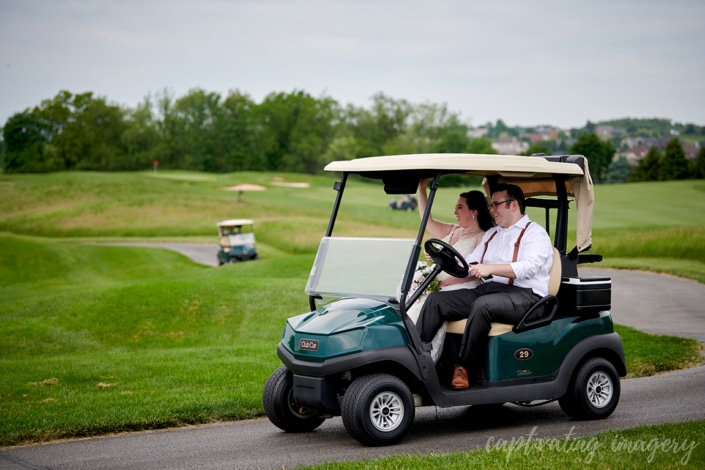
[544, 207, 550, 237]
[324, 173, 349, 237]
[553, 174, 569, 254]
[399, 174, 443, 358]
[399, 173, 441, 314]
[309, 173, 349, 310]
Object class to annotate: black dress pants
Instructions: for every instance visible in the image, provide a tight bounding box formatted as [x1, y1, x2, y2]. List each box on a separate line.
[416, 282, 539, 375]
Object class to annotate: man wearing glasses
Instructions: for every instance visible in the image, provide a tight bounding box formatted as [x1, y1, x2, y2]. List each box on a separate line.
[416, 183, 554, 390]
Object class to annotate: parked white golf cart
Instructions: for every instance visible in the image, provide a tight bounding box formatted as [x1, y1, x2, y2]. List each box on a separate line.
[216, 219, 258, 264]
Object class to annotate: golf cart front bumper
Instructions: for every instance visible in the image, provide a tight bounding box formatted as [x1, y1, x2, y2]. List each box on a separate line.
[275, 298, 423, 412]
[277, 343, 422, 413]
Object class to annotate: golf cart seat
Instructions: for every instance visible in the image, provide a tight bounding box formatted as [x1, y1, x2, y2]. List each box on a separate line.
[446, 247, 562, 336]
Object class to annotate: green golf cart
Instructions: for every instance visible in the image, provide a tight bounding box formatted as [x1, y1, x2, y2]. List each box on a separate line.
[263, 153, 625, 446]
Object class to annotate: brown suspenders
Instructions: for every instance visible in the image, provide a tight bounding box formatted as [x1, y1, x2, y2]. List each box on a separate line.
[480, 231, 498, 264]
[480, 222, 532, 286]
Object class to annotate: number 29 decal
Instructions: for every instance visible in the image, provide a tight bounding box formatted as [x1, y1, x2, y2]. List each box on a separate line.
[514, 348, 533, 361]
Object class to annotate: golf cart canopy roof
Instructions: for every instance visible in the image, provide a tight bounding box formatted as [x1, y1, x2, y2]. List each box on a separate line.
[325, 153, 595, 252]
[217, 219, 254, 227]
[324, 153, 586, 176]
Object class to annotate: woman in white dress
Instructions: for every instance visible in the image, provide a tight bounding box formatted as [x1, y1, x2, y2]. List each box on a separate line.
[407, 179, 495, 363]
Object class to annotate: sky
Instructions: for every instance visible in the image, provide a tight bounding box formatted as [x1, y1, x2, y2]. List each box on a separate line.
[1, 0, 704, 130]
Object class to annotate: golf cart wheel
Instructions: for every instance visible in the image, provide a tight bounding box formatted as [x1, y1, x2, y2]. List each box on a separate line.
[341, 374, 414, 446]
[227, 255, 239, 263]
[559, 357, 620, 420]
[262, 366, 326, 433]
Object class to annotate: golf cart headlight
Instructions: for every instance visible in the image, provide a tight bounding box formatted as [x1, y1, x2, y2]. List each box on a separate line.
[326, 329, 365, 355]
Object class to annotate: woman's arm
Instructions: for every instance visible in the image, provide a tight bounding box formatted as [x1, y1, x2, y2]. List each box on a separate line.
[417, 178, 453, 239]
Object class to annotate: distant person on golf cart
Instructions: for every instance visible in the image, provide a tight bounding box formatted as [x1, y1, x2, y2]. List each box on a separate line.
[388, 195, 417, 211]
[416, 183, 553, 390]
[406, 179, 495, 362]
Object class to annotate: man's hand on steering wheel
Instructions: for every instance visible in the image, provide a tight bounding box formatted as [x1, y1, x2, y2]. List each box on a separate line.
[468, 262, 493, 279]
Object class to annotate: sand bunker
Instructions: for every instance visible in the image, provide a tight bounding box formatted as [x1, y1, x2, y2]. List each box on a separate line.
[269, 181, 310, 188]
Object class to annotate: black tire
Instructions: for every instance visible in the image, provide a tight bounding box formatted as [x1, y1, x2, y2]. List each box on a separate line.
[262, 366, 326, 433]
[559, 357, 620, 420]
[228, 256, 238, 263]
[341, 374, 415, 446]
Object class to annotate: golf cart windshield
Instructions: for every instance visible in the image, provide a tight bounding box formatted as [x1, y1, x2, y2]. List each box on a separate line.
[305, 237, 416, 301]
[226, 232, 255, 246]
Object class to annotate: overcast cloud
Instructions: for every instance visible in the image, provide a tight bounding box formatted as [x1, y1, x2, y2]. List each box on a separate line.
[1, 0, 704, 129]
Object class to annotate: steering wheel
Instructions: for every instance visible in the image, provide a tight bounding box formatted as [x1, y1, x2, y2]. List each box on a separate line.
[424, 238, 469, 278]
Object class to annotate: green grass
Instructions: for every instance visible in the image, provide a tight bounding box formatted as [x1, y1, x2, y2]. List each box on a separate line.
[0, 172, 704, 449]
[0, 233, 312, 445]
[2, 172, 704, 260]
[616, 325, 703, 376]
[525, 179, 705, 281]
[0, 170, 417, 242]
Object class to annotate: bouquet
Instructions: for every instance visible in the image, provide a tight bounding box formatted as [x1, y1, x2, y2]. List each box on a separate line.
[412, 262, 441, 295]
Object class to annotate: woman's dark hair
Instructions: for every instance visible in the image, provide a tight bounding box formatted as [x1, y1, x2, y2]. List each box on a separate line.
[459, 190, 495, 231]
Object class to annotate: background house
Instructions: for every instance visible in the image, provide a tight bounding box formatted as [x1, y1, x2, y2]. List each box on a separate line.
[491, 137, 529, 155]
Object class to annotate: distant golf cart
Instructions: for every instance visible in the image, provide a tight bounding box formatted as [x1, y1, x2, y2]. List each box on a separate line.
[263, 153, 625, 446]
[388, 194, 418, 211]
[216, 219, 258, 265]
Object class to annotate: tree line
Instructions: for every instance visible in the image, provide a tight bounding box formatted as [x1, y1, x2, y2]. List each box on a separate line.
[1, 89, 703, 183]
[0, 89, 475, 174]
[525, 133, 705, 184]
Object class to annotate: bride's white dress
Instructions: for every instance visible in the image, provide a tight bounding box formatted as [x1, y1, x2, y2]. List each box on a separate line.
[407, 229, 481, 363]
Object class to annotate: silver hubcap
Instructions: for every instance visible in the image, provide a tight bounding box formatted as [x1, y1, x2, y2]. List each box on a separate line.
[586, 371, 613, 408]
[369, 391, 404, 432]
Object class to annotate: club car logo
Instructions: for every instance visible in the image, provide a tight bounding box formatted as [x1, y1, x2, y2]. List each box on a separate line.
[299, 338, 319, 351]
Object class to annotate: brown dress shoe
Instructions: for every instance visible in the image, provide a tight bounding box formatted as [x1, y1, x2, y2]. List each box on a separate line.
[451, 365, 470, 390]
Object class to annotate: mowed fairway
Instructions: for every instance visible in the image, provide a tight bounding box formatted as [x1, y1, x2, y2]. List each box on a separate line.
[1, 170, 704, 446]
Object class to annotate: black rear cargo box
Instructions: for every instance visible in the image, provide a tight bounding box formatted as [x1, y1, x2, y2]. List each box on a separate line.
[559, 276, 612, 314]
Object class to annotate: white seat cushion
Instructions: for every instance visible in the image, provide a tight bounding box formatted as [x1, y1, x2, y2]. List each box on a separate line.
[446, 320, 513, 336]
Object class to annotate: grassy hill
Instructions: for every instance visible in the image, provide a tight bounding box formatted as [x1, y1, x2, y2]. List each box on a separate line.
[2, 170, 704, 279]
